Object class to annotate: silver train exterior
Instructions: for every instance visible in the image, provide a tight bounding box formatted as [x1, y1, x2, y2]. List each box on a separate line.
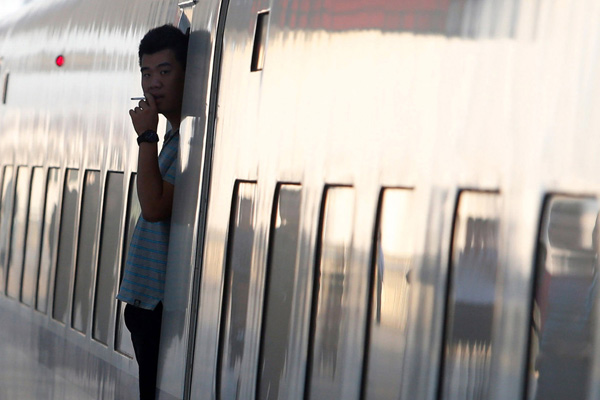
[1, 0, 600, 399]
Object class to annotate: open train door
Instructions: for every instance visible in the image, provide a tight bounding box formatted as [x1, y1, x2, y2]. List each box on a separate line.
[156, 0, 231, 398]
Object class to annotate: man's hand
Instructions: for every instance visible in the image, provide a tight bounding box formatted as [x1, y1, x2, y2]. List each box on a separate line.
[129, 93, 159, 135]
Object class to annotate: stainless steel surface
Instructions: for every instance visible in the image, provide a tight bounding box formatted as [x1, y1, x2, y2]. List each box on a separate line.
[0, 166, 14, 293]
[2, 0, 600, 399]
[114, 173, 139, 359]
[441, 191, 500, 400]
[6, 166, 29, 299]
[36, 167, 60, 313]
[188, 0, 600, 399]
[526, 196, 600, 400]
[93, 171, 124, 345]
[21, 167, 45, 307]
[71, 169, 101, 334]
[52, 168, 79, 325]
[258, 184, 302, 400]
[364, 188, 415, 400]
[218, 181, 258, 399]
[307, 187, 356, 399]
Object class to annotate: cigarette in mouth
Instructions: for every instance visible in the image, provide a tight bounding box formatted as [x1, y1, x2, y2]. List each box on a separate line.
[131, 97, 145, 101]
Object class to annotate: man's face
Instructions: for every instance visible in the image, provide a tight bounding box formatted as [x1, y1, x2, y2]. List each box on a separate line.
[140, 49, 185, 123]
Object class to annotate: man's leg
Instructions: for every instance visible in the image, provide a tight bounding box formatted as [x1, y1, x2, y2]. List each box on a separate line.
[124, 302, 163, 400]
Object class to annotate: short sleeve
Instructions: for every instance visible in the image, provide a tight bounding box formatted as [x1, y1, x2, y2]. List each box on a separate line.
[159, 133, 179, 185]
[164, 155, 177, 185]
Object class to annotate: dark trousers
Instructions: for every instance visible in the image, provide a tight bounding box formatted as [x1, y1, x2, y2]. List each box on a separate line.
[124, 302, 163, 400]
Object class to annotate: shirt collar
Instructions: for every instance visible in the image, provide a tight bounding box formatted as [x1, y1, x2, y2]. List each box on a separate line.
[164, 128, 179, 145]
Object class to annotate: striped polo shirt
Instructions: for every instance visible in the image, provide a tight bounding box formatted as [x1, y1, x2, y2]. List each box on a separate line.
[117, 129, 179, 310]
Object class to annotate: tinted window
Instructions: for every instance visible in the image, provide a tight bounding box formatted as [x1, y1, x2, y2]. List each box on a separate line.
[72, 170, 101, 333]
[7, 167, 29, 299]
[217, 181, 257, 399]
[93, 172, 124, 344]
[21, 167, 45, 307]
[0, 166, 15, 294]
[115, 174, 139, 357]
[306, 186, 355, 399]
[37, 168, 61, 313]
[257, 184, 302, 400]
[440, 191, 500, 400]
[363, 188, 414, 399]
[525, 196, 599, 400]
[53, 169, 80, 324]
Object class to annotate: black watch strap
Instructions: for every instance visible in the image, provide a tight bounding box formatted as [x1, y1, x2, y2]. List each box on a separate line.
[137, 130, 159, 145]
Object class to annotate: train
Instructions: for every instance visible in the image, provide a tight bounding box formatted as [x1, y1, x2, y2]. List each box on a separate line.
[1, 0, 600, 399]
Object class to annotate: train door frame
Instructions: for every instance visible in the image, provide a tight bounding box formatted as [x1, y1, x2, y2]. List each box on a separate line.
[175, 0, 233, 398]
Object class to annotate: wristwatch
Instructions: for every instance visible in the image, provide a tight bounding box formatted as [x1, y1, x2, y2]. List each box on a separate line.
[137, 130, 159, 145]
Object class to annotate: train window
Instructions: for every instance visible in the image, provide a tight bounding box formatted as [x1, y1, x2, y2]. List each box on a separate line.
[115, 173, 139, 357]
[257, 183, 302, 400]
[21, 167, 45, 307]
[37, 168, 61, 313]
[525, 196, 600, 400]
[217, 181, 257, 399]
[0, 165, 15, 295]
[71, 170, 101, 334]
[439, 190, 500, 400]
[93, 172, 124, 345]
[6, 167, 30, 299]
[306, 186, 355, 399]
[362, 188, 414, 400]
[52, 169, 80, 324]
[250, 11, 269, 72]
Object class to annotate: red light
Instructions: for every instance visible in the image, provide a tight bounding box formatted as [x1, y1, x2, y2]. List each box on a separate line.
[55, 55, 65, 67]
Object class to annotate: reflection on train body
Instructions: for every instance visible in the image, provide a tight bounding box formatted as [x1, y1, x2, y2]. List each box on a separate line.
[364, 188, 414, 400]
[258, 184, 302, 400]
[441, 192, 500, 400]
[219, 182, 257, 399]
[3, 0, 600, 399]
[21, 168, 45, 308]
[307, 187, 355, 399]
[526, 197, 600, 400]
[37, 168, 60, 314]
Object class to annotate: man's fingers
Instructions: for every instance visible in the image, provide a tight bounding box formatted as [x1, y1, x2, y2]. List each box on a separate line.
[145, 93, 157, 109]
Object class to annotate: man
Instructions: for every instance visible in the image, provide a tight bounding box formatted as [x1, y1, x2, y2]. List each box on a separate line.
[117, 24, 188, 400]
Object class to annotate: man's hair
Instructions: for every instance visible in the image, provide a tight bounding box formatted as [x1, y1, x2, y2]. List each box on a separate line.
[138, 24, 189, 69]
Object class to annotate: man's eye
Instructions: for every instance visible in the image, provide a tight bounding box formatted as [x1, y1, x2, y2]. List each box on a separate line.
[160, 70, 170, 75]
[142, 73, 150, 78]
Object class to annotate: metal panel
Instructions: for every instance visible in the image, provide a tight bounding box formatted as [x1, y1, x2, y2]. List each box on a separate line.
[217, 181, 257, 399]
[21, 167, 45, 307]
[115, 173, 139, 358]
[362, 188, 414, 400]
[7, 166, 29, 299]
[36, 167, 61, 313]
[257, 184, 302, 400]
[0, 166, 14, 294]
[439, 191, 501, 400]
[93, 171, 124, 345]
[71, 170, 101, 334]
[306, 186, 355, 399]
[525, 196, 599, 400]
[52, 168, 80, 324]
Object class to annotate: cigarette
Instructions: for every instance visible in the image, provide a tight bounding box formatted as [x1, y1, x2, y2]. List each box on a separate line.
[131, 97, 145, 101]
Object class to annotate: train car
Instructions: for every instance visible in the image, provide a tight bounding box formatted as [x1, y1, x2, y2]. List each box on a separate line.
[2, 0, 600, 399]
